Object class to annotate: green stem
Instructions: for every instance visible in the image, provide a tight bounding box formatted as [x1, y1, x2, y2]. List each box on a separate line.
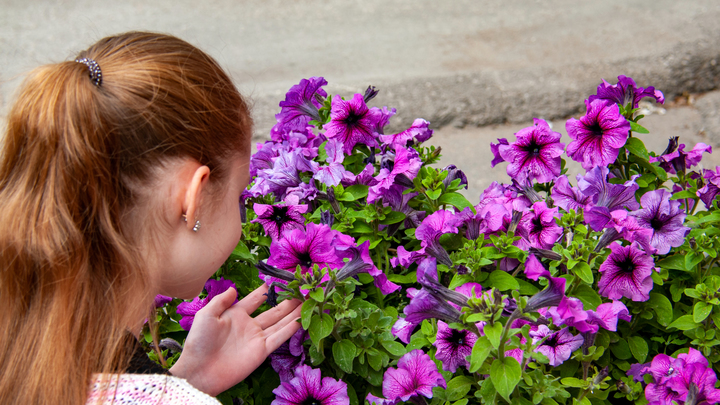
[689, 197, 700, 215]
[497, 309, 521, 361]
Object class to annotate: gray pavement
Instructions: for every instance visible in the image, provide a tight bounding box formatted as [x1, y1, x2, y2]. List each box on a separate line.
[1, 0, 719, 194]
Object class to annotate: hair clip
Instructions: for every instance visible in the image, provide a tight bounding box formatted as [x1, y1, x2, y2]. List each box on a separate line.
[75, 57, 102, 87]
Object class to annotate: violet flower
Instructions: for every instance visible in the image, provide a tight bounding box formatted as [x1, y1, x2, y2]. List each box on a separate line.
[644, 348, 720, 405]
[566, 99, 631, 170]
[271, 77, 328, 134]
[630, 189, 690, 255]
[369, 146, 423, 202]
[650, 143, 712, 175]
[253, 204, 308, 240]
[324, 93, 380, 154]
[176, 278, 237, 331]
[551, 175, 592, 212]
[490, 138, 509, 167]
[530, 325, 584, 367]
[272, 364, 349, 405]
[335, 240, 400, 294]
[270, 328, 309, 382]
[392, 288, 462, 344]
[524, 273, 567, 313]
[265, 223, 344, 283]
[415, 210, 461, 266]
[379, 118, 434, 149]
[498, 118, 565, 183]
[154, 294, 172, 308]
[547, 297, 596, 334]
[586, 300, 631, 332]
[577, 166, 640, 231]
[517, 201, 563, 250]
[383, 185, 427, 229]
[434, 320, 477, 373]
[588, 75, 665, 108]
[598, 242, 655, 302]
[698, 166, 720, 208]
[368, 349, 447, 404]
[442, 164, 468, 190]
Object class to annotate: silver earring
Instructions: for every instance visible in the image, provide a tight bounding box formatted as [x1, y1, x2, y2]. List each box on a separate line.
[192, 220, 201, 232]
[182, 214, 188, 222]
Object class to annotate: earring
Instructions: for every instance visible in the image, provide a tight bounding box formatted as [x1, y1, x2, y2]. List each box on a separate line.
[192, 220, 201, 232]
[182, 214, 188, 222]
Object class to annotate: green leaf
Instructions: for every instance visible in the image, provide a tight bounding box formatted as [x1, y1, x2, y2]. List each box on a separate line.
[426, 188, 442, 200]
[487, 270, 519, 291]
[629, 121, 650, 134]
[367, 351, 382, 371]
[656, 255, 687, 271]
[387, 271, 417, 284]
[301, 300, 316, 329]
[609, 338, 632, 360]
[573, 262, 593, 284]
[231, 240, 254, 261]
[332, 340, 356, 373]
[309, 313, 333, 347]
[337, 185, 369, 201]
[685, 252, 704, 271]
[469, 336, 492, 373]
[309, 288, 324, 302]
[671, 190, 697, 200]
[668, 314, 699, 331]
[381, 340, 407, 357]
[490, 357, 522, 402]
[437, 192, 474, 212]
[648, 293, 673, 327]
[560, 377, 586, 388]
[624, 137, 649, 159]
[693, 212, 720, 225]
[572, 284, 602, 310]
[449, 274, 474, 290]
[484, 322, 503, 349]
[379, 211, 406, 225]
[446, 376, 475, 401]
[628, 336, 649, 363]
[694, 302, 713, 323]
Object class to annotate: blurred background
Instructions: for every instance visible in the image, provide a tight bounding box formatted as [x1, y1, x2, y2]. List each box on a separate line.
[2, 0, 720, 202]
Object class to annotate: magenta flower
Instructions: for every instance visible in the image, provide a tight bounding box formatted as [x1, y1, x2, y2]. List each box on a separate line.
[517, 201, 563, 250]
[271, 77, 328, 135]
[252, 203, 308, 240]
[650, 142, 712, 175]
[335, 240, 400, 294]
[415, 210, 462, 266]
[525, 273, 567, 313]
[324, 93, 381, 154]
[368, 350, 446, 404]
[271, 364, 349, 405]
[598, 242, 655, 302]
[644, 349, 720, 405]
[530, 326, 584, 367]
[270, 328, 309, 382]
[586, 300, 631, 332]
[176, 278, 237, 331]
[577, 166, 640, 231]
[392, 290, 462, 344]
[547, 297, 596, 333]
[490, 138, 509, 167]
[369, 146, 423, 202]
[154, 294, 172, 308]
[566, 99, 631, 170]
[551, 175, 592, 212]
[698, 166, 720, 208]
[379, 118, 434, 149]
[433, 321, 477, 373]
[498, 118, 565, 183]
[630, 189, 690, 255]
[588, 75, 665, 108]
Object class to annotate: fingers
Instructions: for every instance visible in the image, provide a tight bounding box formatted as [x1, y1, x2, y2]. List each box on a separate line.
[236, 283, 269, 314]
[264, 311, 302, 353]
[201, 287, 238, 318]
[262, 303, 301, 336]
[255, 298, 302, 330]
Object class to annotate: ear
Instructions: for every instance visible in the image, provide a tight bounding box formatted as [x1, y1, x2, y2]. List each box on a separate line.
[183, 165, 211, 231]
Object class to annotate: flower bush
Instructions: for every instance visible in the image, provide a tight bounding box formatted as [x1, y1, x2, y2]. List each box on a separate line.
[145, 75, 720, 405]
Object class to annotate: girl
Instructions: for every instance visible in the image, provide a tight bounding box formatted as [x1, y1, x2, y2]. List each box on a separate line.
[0, 32, 302, 404]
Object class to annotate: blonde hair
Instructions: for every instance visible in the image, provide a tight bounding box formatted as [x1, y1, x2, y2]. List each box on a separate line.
[0, 32, 252, 404]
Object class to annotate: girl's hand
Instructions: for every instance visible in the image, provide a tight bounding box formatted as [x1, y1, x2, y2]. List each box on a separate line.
[169, 284, 302, 396]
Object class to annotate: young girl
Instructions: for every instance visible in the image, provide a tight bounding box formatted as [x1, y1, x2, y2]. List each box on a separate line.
[0, 32, 302, 404]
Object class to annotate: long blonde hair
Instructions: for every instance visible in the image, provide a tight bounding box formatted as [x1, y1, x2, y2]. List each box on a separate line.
[0, 32, 252, 404]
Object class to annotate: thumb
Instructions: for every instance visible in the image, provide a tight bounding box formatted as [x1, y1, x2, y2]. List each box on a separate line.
[202, 287, 238, 318]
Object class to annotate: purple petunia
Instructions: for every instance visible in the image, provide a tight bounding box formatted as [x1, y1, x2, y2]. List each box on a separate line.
[630, 189, 690, 255]
[577, 166, 640, 231]
[154, 294, 173, 308]
[566, 99, 631, 170]
[324, 93, 381, 154]
[272, 364, 349, 405]
[698, 166, 720, 208]
[598, 242, 655, 302]
[433, 321, 477, 373]
[643, 348, 720, 405]
[367, 349, 446, 405]
[271, 77, 328, 136]
[588, 75, 665, 109]
[176, 278, 237, 331]
[517, 201, 563, 250]
[270, 328, 309, 382]
[252, 204, 308, 240]
[415, 210, 462, 266]
[498, 118, 565, 183]
[490, 138, 509, 167]
[379, 118, 434, 149]
[368, 146, 423, 203]
[530, 325, 584, 367]
[649, 142, 712, 175]
[551, 175, 592, 212]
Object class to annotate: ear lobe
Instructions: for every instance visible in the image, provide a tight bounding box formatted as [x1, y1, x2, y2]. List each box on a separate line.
[183, 165, 211, 230]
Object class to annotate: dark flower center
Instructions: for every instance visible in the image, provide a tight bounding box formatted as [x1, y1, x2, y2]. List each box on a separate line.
[297, 252, 314, 269]
[302, 398, 322, 405]
[616, 256, 636, 274]
[588, 123, 604, 137]
[344, 111, 363, 126]
[543, 333, 559, 348]
[448, 329, 468, 347]
[531, 217, 545, 234]
[650, 217, 664, 230]
[523, 140, 543, 156]
[272, 206, 290, 225]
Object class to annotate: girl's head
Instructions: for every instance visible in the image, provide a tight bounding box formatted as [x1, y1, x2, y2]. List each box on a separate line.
[0, 32, 252, 403]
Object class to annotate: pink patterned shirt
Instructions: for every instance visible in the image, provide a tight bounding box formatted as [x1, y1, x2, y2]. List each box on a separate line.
[86, 374, 220, 405]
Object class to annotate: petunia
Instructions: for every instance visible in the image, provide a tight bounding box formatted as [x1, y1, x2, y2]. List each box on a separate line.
[530, 326, 584, 367]
[551, 175, 592, 212]
[272, 364, 349, 405]
[382, 185, 427, 229]
[154, 294, 172, 308]
[270, 328, 309, 382]
[498, 118, 565, 183]
[566, 99, 631, 170]
[442, 164, 468, 190]
[524, 273, 567, 313]
[271, 77, 328, 135]
[253, 204, 308, 240]
[588, 75, 665, 108]
[577, 166, 640, 231]
[368, 146, 423, 202]
[176, 278, 237, 331]
[456, 203, 508, 240]
[698, 166, 720, 208]
[379, 118, 434, 149]
[644, 348, 720, 405]
[392, 289, 462, 344]
[597, 242, 655, 302]
[547, 297, 596, 333]
[415, 210, 461, 266]
[649, 142, 712, 175]
[517, 201, 563, 250]
[433, 321, 477, 373]
[490, 138, 509, 167]
[324, 93, 381, 154]
[630, 189, 690, 255]
[370, 350, 447, 404]
[586, 300, 631, 332]
[335, 240, 400, 295]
